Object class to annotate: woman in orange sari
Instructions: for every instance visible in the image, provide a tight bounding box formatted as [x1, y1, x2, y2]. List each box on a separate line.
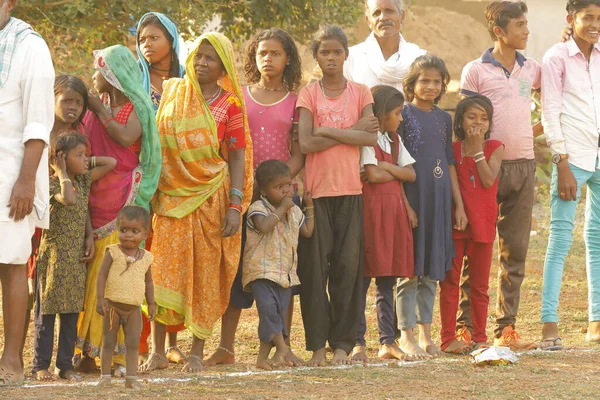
[140, 32, 252, 373]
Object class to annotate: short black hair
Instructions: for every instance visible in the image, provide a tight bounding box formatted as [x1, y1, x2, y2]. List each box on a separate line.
[311, 25, 349, 59]
[255, 160, 290, 190]
[403, 53, 450, 105]
[566, 0, 600, 14]
[54, 75, 88, 129]
[485, 1, 528, 41]
[453, 95, 494, 141]
[117, 205, 151, 229]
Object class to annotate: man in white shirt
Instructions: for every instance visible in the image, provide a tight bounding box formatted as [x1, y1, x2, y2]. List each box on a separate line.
[0, 0, 54, 384]
[344, 0, 425, 91]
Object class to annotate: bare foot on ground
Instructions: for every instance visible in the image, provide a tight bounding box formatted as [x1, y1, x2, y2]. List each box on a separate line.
[60, 369, 83, 382]
[138, 353, 169, 373]
[586, 321, 600, 342]
[166, 347, 187, 364]
[378, 343, 406, 360]
[351, 345, 368, 363]
[271, 347, 293, 368]
[203, 347, 235, 367]
[307, 348, 327, 367]
[256, 358, 272, 370]
[421, 342, 442, 358]
[181, 355, 203, 373]
[332, 349, 351, 365]
[138, 352, 149, 366]
[285, 347, 305, 366]
[34, 369, 55, 381]
[398, 336, 431, 361]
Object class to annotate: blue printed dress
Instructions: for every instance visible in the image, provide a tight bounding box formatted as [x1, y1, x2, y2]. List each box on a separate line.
[400, 103, 455, 281]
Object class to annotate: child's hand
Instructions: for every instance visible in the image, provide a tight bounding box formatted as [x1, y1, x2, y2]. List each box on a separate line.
[96, 298, 108, 316]
[281, 196, 295, 212]
[51, 151, 68, 176]
[353, 115, 379, 134]
[303, 191, 313, 208]
[464, 126, 485, 152]
[360, 171, 370, 183]
[81, 235, 95, 263]
[406, 205, 418, 229]
[147, 303, 156, 321]
[454, 206, 468, 231]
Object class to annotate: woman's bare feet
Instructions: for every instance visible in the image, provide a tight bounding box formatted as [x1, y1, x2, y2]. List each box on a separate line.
[97, 376, 111, 387]
[421, 343, 442, 358]
[351, 345, 368, 363]
[256, 358, 272, 370]
[34, 369, 55, 381]
[285, 347, 305, 366]
[166, 347, 187, 364]
[59, 369, 83, 382]
[398, 330, 431, 361]
[418, 323, 442, 358]
[378, 343, 406, 360]
[181, 354, 203, 373]
[125, 377, 141, 389]
[586, 321, 600, 342]
[138, 352, 149, 366]
[332, 349, 351, 365]
[307, 348, 327, 367]
[441, 339, 470, 355]
[203, 346, 235, 367]
[138, 353, 169, 373]
[271, 347, 293, 368]
[74, 354, 98, 373]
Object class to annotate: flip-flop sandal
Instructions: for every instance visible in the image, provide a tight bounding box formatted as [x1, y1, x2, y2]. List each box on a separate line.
[0, 366, 25, 386]
[538, 337, 563, 351]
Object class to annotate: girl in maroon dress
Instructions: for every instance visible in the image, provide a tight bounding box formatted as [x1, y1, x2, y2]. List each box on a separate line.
[439, 95, 504, 354]
[352, 85, 416, 362]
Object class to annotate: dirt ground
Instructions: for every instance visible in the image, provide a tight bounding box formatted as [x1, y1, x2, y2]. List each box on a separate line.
[1, 187, 599, 399]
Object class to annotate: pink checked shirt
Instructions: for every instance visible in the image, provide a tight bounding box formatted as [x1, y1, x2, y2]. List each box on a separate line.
[542, 38, 600, 172]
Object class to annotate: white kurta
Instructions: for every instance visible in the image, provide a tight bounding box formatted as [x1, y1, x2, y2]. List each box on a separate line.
[0, 34, 54, 263]
[344, 33, 426, 92]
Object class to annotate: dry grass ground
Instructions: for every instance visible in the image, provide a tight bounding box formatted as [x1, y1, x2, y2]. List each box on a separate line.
[1, 185, 598, 399]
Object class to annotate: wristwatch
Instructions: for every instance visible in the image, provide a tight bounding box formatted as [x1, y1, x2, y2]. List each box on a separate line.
[552, 153, 568, 164]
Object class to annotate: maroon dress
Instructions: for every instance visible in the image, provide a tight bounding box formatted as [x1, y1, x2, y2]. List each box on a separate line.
[362, 142, 414, 278]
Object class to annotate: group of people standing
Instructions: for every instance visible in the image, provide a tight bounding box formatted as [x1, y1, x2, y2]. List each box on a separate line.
[1, 0, 600, 389]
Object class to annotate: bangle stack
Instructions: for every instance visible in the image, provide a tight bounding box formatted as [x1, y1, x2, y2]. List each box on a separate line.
[272, 213, 281, 222]
[228, 203, 242, 213]
[230, 188, 243, 201]
[89, 156, 96, 169]
[475, 155, 486, 163]
[60, 178, 72, 186]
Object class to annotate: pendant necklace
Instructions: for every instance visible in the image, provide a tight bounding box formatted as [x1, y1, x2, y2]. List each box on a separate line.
[433, 158, 444, 179]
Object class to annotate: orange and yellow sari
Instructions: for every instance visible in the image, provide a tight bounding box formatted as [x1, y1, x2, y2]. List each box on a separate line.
[150, 32, 253, 340]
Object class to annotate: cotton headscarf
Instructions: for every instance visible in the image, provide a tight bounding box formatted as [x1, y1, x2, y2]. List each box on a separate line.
[93, 45, 162, 212]
[153, 32, 253, 219]
[0, 17, 41, 87]
[135, 12, 185, 112]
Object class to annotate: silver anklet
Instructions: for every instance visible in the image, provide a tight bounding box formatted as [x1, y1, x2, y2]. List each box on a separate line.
[218, 346, 235, 356]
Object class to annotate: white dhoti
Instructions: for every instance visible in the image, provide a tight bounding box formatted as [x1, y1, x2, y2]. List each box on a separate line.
[0, 217, 36, 265]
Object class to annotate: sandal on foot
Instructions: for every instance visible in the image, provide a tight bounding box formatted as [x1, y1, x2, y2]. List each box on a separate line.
[538, 337, 563, 351]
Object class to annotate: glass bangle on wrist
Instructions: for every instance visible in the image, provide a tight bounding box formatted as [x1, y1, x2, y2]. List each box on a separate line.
[229, 188, 243, 201]
[228, 203, 242, 213]
[60, 178, 72, 185]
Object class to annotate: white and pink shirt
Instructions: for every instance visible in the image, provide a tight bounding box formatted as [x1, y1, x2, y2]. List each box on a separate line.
[460, 49, 541, 161]
[542, 38, 600, 172]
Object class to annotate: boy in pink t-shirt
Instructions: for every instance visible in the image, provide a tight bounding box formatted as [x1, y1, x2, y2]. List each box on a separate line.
[458, 1, 540, 350]
[297, 26, 377, 366]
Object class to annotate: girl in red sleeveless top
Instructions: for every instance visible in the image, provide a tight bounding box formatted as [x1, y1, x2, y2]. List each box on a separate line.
[352, 85, 416, 362]
[440, 95, 504, 354]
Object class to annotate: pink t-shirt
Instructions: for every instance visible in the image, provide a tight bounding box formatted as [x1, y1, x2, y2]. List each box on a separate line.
[460, 49, 541, 161]
[243, 87, 298, 170]
[297, 80, 373, 198]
